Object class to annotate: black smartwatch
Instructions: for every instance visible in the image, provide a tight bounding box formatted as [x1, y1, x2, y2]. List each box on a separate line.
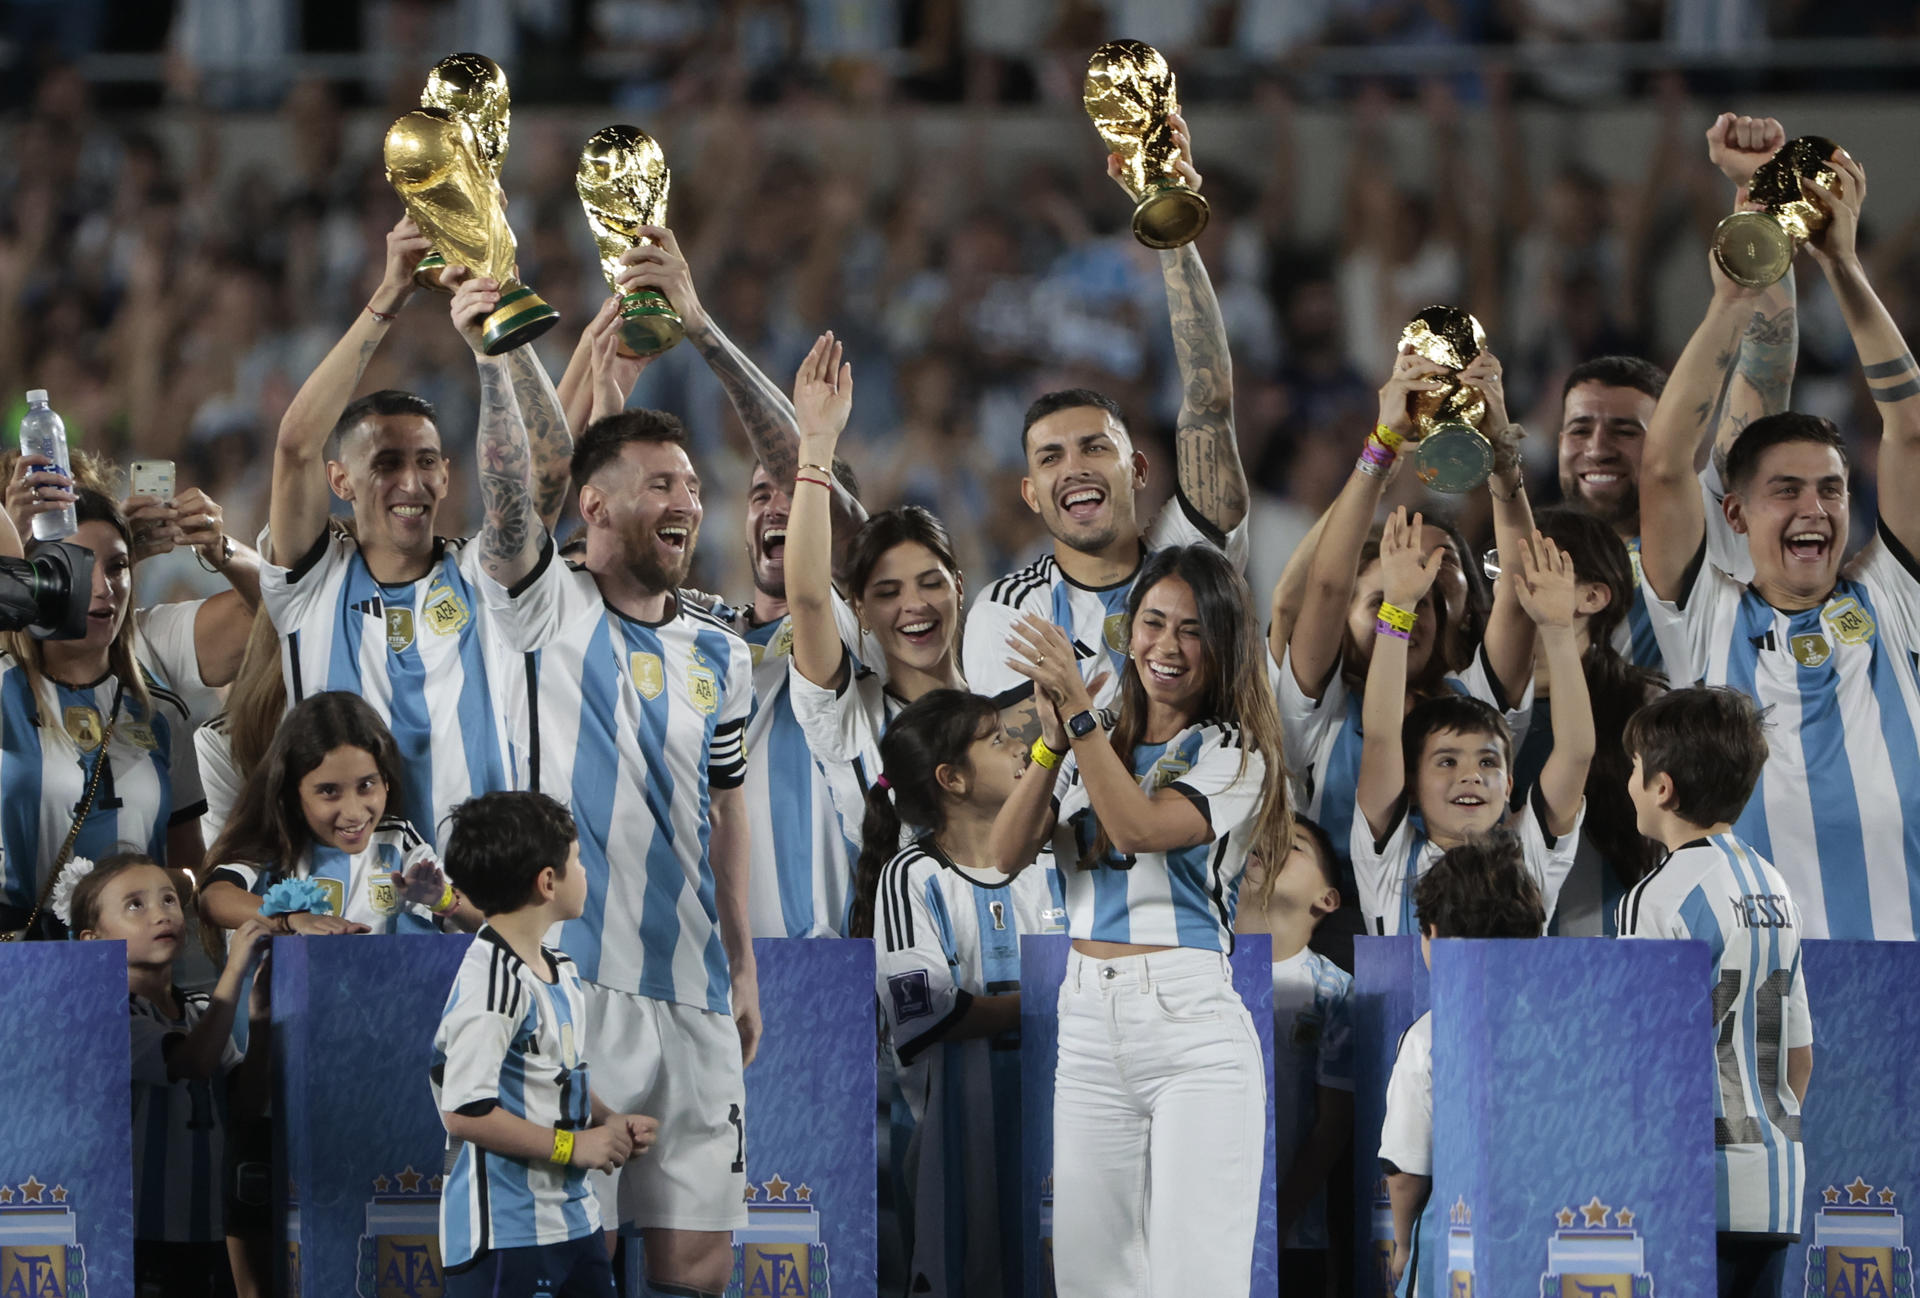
[1066, 709, 1099, 740]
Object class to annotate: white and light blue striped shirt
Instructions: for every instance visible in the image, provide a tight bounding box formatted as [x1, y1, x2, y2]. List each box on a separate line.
[1617, 834, 1811, 1237]
[207, 817, 444, 935]
[1, 658, 181, 917]
[1050, 719, 1267, 952]
[432, 927, 600, 1268]
[484, 554, 755, 1013]
[1646, 522, 1920, 940]
[260, 529, 513, 850]
[876, 837, 1063, 1298]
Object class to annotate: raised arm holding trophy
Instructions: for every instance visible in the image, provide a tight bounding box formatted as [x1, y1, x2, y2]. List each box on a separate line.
[576, 124, 686, 358]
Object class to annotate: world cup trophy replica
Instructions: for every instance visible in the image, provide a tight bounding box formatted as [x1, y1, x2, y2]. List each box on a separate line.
[1401, 306, 1492, 495]
[1083, 40, 1210, 250]
[384, 108, 559, 355]
[1712, 135, 1845, 289]
[576, 125, 686, 357]
[410, 53, 512, 292]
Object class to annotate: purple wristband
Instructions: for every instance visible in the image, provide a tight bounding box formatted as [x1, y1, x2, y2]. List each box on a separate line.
[1358, 437, 1397, 477]
[1375, 617, 1411, 641]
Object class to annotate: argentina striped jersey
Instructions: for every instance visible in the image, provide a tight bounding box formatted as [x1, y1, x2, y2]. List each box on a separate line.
[130, 989, 242, 1242]
[484, 554, 755, 1013]
[1616, 466, 1751, 674]
[260, 529, 512, 850]
[1616, 834, 1811, 1236]
[432, 927, 600, 1268]
[1646, 522, 1920, 940]
[1049, 719, 1267, 951]
[207, 816, 445, 934]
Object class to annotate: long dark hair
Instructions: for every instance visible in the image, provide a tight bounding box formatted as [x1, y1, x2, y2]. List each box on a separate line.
[848, 689, 1000, 939]
[206, 692, 406, 883]
[843, 505, 963, 603]
[1098, 546, 1291, 901]
[1534, 507, 1665, 887]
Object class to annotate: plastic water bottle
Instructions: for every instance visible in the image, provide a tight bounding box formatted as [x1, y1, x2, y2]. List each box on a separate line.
[18, 389, 77, 541]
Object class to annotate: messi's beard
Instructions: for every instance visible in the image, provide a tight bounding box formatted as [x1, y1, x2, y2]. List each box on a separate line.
[625, 530, 698, 595]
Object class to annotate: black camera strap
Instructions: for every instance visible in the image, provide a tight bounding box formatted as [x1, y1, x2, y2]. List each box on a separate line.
[1, 685, 125, 942]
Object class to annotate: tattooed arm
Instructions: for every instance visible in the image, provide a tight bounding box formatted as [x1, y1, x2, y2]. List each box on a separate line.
[450, 278, 542, 586]
[503, 345, 574, 534]
[270, 218, 431, 565]
[1153, 115, 1248, 536]
[1800, 150, 1920, 555]
[1705, 272, 1797, 478]
[614, 225, 868, 536]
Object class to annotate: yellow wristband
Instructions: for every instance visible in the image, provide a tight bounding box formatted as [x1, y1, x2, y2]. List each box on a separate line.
[552, 1128, 575, 1165]
[1030, 737, 1063, 770]
[431, 883, 457, 915]
[1372, 423, 1407, 451]
[1377, 601, 1418, 633]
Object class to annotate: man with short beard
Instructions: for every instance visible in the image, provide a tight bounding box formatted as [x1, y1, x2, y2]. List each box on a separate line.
[480, 406, 761, 1298]
[963, 113, 1250, 739]
[611, 229, 871, 940]
[1557, 114, 1796, 671]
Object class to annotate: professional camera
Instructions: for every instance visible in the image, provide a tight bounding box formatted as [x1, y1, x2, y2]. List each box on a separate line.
[0, 541, 96, 639]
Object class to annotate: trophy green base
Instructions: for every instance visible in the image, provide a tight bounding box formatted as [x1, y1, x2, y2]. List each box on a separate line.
[1413, 424, 1493, 495]
[481, 283, 560, 355]
[413, 252, 451, 294]
[1712, 212, 1796, 289]
[617, 289, 686, 357]
[1132, 186, 1210, 250]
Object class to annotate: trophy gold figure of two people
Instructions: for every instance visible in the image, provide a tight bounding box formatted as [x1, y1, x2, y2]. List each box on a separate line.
[384, 53, 558, 354]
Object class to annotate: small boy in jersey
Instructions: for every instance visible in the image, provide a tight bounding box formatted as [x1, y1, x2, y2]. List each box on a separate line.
[1380, 829, 1545, 1297]
[1234, 817, 1353, 1289]
[432, 792, 659, 1297]
[1618, 688, 1812, 1297]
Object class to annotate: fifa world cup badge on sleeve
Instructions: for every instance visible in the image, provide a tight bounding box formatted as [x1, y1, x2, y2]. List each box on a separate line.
[1803, 1178, 1911, 1298]
[355, 1166, 445, 1298]
[1448, 1196, 1475, 1296]
[1538, 1197, 1654, 1298]
[0, 1175, 88, 1298]
[730, 1173, 832, 1298]
[62, 708, 101, 752]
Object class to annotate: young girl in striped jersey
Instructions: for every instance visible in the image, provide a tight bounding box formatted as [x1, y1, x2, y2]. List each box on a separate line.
[990, 542, 1291, 1298]
[200, 691, 483, 939]
[66, 852, 272, 1298]
[853, 689, 1061, 1298]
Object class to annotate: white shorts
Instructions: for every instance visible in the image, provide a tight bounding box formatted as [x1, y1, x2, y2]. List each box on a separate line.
[582, 983, 748, 1233]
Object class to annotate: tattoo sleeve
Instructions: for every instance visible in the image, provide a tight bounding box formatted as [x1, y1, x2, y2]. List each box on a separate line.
[476, 359, 539, 584]
[503, 346, 574, 530]
[689, 317, 800, 487]
[1709, 281, 1798, 481]
[1162, 243, 1248, 534]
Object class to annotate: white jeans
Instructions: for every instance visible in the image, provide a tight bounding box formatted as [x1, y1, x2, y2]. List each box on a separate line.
[1051, 947, 1266, 1298]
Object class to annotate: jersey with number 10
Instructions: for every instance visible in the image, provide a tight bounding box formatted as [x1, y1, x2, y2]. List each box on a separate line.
[261, 530, 512, 849]
[484, 553, 755, 1014]
[1616, 834, 1810, 1236]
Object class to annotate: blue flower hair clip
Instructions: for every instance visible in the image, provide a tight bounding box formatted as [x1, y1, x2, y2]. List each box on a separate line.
[258, 877, 334, 918]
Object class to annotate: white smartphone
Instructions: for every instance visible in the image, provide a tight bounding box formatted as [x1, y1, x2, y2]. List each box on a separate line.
[130, 458, 175, 502]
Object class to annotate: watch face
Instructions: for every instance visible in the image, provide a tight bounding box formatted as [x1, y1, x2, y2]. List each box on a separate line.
[1069, 710, 1098, 738]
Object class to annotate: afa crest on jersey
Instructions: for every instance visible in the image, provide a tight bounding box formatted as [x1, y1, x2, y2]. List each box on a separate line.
[688, 650, 720, 716]
[1823, 597, 1876, 648]
[630, 652, 665, 701]
[1803, 1177, 1910, 1298]
[355, 1166, 445, 1298]
[1538, 1196, 1653, 1297]
[730, 1173, 833, 1298]
[1148, 755, 1191, 791]
[0, 1175, 88, 1298]
[423, 585, 470, 638]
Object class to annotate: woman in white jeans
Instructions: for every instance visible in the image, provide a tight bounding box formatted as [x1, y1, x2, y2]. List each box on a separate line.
[989, 544, 1293, 1297]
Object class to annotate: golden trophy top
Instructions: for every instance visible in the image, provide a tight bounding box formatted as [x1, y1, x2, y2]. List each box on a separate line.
[1747, 134, 1841, 244]
[1400, 306, 1488, 433]
[1084, 41, 1185, 203]
[384, 108, 517, 287]
[421, 52, 510, 176]
[576, 125, 672, 293]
